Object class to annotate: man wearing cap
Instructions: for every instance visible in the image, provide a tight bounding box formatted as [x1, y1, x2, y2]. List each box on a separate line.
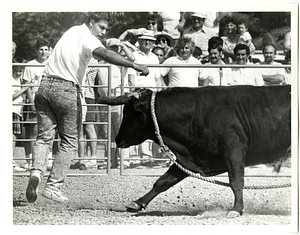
[97, 38, 136, 169]
[128, 30, 164, 166]
[182, 12, 217, 58]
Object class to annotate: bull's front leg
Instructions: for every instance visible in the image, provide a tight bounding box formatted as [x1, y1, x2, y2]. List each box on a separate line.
[126, 164, 188, 212]
[223, 138, 246, 217]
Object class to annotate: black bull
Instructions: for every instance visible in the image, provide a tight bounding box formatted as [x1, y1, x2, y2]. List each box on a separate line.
[99, 85, 291, 217]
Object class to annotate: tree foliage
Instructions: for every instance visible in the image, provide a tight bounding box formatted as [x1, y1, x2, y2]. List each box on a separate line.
[12, 11, 290, 61]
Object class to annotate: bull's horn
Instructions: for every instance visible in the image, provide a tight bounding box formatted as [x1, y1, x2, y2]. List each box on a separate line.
[98, 94, 131, 105]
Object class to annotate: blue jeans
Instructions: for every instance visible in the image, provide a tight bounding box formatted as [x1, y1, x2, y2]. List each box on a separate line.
[32, 77, 81, 188]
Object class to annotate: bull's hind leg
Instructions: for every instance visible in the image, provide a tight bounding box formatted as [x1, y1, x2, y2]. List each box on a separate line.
[223, 138, 246, 217]
[126, 164, 188, 212]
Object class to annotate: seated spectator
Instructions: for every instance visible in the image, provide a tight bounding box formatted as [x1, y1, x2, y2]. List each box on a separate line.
[221, 17, 239, 64]
[160, 36, 208, 87]
[236, 20, 255, 54]
[154, 31, 177, 60]
[284, 49, 291, 85]
[203, 37, 231, 86]
[193, 46, 202, 61]
[152, 46, 166, 64]
[228, 44, 264, 86]
[182, 12, 216, 58]
[258, 44, 285, 85]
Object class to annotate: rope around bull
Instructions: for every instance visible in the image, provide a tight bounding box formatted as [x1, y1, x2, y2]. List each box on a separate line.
[150, 91, 291, 190]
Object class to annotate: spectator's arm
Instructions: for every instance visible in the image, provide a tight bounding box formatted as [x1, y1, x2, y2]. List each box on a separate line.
[120, 42, 135, 62]
[262, 74, 285, 84]
[93, 47, 149, 76]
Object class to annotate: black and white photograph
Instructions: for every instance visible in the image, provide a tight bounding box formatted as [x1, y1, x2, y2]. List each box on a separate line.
[5, 1, 299, 234]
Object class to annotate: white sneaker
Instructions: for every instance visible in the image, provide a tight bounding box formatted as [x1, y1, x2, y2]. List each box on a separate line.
[13, 161, 27, 172]
[42, 186, 68, 203]
[22, 162, 32, 170]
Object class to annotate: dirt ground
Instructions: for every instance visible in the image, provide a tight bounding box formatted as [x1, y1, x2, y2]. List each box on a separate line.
[11, 160, 296, 230]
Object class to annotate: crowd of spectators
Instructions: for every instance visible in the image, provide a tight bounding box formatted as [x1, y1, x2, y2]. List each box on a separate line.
[12, 11, 292, 171]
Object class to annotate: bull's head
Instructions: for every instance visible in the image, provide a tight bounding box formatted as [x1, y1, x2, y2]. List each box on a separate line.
[98, 89, 157, 148]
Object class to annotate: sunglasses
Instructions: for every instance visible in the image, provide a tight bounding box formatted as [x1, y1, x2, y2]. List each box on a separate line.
[157, 38, 167, 43]
[148, 21, 157, 26]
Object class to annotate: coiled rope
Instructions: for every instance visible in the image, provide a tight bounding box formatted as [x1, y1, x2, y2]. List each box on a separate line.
[150, 91, 291, 190]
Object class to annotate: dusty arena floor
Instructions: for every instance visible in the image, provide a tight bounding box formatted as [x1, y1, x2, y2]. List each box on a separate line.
[12, 160, 297, 232]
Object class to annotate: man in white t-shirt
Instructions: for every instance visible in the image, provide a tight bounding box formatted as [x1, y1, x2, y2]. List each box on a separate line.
[23, 38, 51, 171]
[258, 44, 285, 85]
[160, 37, 208, 87]
[203, 37, 231, 86]
[26, 13, 149, 204]
[229, 44, 264, 86]
[127, 30, 163, 166]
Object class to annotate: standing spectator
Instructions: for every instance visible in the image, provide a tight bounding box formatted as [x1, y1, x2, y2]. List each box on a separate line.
[97, 38, 135, 169]
[160, 36, 208, 87]
[154, 32, 177, 61]
[284, 49, 291, 85]
[12, 57, 27, 172]
[182, 12, 216, 58]
[203, 37, 231, 86]
[236, 20, 255, 54]
[127, 30, 162, 167]
[73, 57, 100, 171]
[228, 44, 264, 86]
[23, 38, 52, 170]
[118, 13, 164, 50]
[258, 44, 286, 85]
[25, 13, 149, 204]
[221, 17, 239, 64]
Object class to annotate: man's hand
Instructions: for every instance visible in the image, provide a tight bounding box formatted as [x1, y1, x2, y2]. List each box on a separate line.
[133, 63, 149, 76]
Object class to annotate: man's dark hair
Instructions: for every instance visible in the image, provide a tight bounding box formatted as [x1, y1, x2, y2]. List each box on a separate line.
[86, 12, 111, 25]
[208, 37, 223, 52]
[36, 38, 50, 50]
[147, 13, 164, 32]
[234, 43, 250, 56]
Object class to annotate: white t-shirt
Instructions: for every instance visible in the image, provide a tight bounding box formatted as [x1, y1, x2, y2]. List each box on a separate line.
[182, 26, 216, 56]
[228, 62, 264, 86]
[160, 56, 208, 87]
[43, 24, 104, 86]
[205, 61, 231, 86]
[258, 61, 286, 85]
[128, 50, 160, 88]
[23, 59, 48, 97]
[12, 76, 23, 116]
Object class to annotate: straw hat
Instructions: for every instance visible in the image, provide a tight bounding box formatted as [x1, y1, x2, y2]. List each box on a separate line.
[154, 32, 175, 47]
[106, 38, 121, 47]
[137, 30, 156, 41]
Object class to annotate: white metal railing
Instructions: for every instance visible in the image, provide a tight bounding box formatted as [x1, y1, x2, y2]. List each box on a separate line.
[12, 62, 292, 176]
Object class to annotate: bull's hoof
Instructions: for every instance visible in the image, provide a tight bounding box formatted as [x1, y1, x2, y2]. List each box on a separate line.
[125, 201, 143, 213]
[226, 210, 241, 218]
